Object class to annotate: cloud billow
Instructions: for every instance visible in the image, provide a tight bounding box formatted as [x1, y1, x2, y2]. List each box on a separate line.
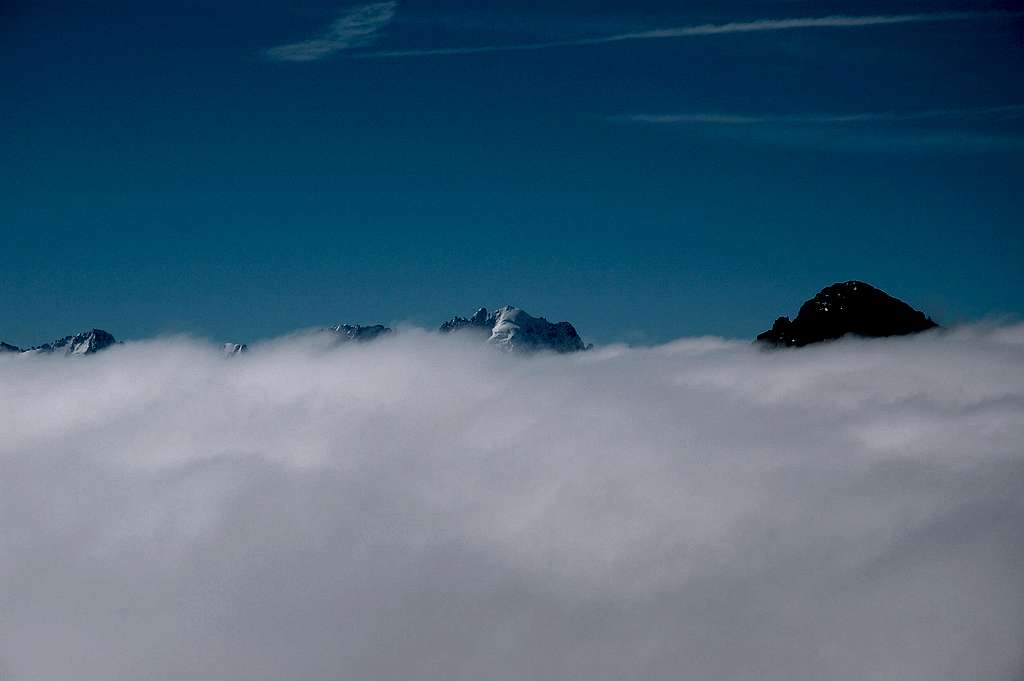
[1, 325, 1023, 680]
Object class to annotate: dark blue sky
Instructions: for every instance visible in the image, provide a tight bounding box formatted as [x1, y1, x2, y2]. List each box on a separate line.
[3, 0, 1023, 346]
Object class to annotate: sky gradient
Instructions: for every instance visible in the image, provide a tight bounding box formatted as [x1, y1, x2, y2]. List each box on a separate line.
[3, 0, 1023, 346]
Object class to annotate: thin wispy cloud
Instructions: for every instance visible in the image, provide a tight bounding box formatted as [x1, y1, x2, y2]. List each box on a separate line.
[620, 105, 1024, 126]
[615, 105, 1024, 153]
[265, 1, 397, 62]
[364, 9, 1023, 58]
[605, 10, 1023, 40]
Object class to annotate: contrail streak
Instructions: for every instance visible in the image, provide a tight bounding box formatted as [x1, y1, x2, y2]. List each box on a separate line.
[364, 10, 1023, 58]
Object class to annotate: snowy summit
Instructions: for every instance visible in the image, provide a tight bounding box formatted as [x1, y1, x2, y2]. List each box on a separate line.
[440, 306, 589, 353]
[14, 329, 118, 356]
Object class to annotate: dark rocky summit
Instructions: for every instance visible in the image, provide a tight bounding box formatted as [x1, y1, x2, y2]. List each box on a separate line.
[440, 306, 589, 353]
[327, 324, 392, 343]
[756, 281, 938, 347]
[26, 329, 118, 355]
[1, 341, 20, 352]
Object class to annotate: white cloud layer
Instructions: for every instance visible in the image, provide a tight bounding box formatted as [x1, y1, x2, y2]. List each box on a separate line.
[265, 2, 397, 62]
[2, 325, 1023, 680]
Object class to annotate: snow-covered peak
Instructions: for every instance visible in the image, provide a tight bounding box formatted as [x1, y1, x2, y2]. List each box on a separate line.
[27, 329, 117, 356]
[439, 306, 589, 353]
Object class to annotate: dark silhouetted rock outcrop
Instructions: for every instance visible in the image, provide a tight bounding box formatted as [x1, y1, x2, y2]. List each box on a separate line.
[1, 341, 20, 352]
[757, 281, 938, 347]
[440, 306, 589, 353]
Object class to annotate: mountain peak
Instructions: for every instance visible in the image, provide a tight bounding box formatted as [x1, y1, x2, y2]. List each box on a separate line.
[440, 306, 589, 353]
[757, 281, 938, 347]
[27, 329, 118, 355]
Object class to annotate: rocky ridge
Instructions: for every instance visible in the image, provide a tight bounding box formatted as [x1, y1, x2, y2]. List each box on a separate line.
[326, 324, 393, 343]
[1, 285, 946, 357]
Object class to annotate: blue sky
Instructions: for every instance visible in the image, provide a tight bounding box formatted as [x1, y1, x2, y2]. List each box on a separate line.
[3, 0, 1023, 346]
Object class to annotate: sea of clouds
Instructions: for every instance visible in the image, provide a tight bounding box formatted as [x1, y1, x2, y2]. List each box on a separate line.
[2, 324, 1023, 681]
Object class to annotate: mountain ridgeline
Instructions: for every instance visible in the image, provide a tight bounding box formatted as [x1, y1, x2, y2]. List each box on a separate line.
[1, 282, 941, 357]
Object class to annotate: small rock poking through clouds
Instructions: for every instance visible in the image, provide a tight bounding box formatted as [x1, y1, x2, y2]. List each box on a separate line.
[223, 342, 248, 357]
